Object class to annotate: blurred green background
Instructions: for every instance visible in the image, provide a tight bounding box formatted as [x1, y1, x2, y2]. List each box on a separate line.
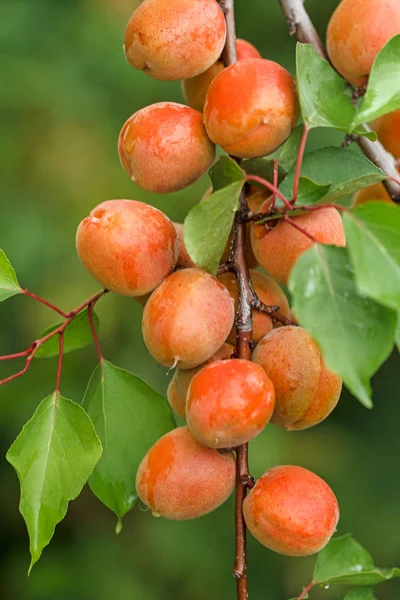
[0, 1, 399, 599]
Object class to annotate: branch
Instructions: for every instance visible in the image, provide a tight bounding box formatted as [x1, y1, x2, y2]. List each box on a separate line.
[278, 0, 400, 203]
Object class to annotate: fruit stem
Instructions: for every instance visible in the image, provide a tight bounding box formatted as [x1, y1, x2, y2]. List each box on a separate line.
[292, 124, 309, 204]
[297, 580, 315, 600]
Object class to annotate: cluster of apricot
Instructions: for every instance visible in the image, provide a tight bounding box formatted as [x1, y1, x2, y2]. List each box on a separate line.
[77, 0, 400, 558]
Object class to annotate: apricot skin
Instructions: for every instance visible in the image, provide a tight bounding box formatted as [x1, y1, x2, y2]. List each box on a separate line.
[219, 270, 290, 345]
[142, 268, 235, 369]
[204, 58, 299, 159]
[124, 0, 226, 81]
[251, 204, 346, 286]
[371, 110, 400, 159]
[76, 200, 178, 297]
[119, 102, 215, 194]
[136, 427, 235, 520]
[182, 39, 261, 112]
[187, 359, 275, 448]
[327, 0, 400, 87]
[243, 465, 339, 556]
[252, 326, 342, 430]
[167, 343, 234, 419]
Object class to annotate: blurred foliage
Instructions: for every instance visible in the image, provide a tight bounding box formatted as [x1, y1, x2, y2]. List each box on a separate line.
[0, 0, 399, 599]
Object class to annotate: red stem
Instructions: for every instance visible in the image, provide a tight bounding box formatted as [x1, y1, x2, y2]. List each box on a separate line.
[292, 125, 309, 204]
[283, 214, 317, 242]
[23, 289, 68, 318]
[272, 160, 279, 208]
[55, 333, 64, 393]
[245, 175, 292, 210]
[88, 302, 103, 360]
[0, 345, 35, 361]
[297, 581, 315, 600]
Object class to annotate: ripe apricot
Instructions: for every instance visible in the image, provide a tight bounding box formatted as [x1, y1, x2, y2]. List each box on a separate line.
[136, 427, 235, 520]
[371, 110, 400, 158]
[219, 270, 290, 345]
[124, 0, 226, 81]
[173, 223, 196, 269]
[187, 359, 275, 448]
[327, 0, 400, 87]
[252, 326, 342, 430]
[76, 200, 178, 296]
[167, 343, 234, 419]
[182, 39, 261, 112]
[142, 268, 235, 369]
[251, 203, 346, 286]
[119, 102, 215, 194]
[204, 58, 299, 159]
[243, 465, 339, 556]
[352, 182, 395, 207]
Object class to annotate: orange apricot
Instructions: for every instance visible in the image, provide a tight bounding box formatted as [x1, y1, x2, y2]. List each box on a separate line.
[173, 223, 196, 269]
[251, 202, 346, 286]
[219, 270, 290, 345]
[124, 0, 226, 81]
[187, 359, 275, 448]
[243, 465, 339, 556]
[167, 343, 234, 419]
[371, 110, 400, 158]
[252, 326, 342, 430]
[76, 200, 178, 296]
[136, 427, 235, 520]
[327, 0, 400, 87]
[142, 268, 235, 369]
[352, 182, 395, 207]
[204, 58, 299, 159]
[118, 102, 215, 193]
[182, 38, 261, 112]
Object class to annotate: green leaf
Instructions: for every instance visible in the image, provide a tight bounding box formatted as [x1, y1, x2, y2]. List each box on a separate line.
[279, 147, 385, 205]
[6, 393, 102, 571]
[208, 156, 244, 191]
[82, 360, 175, 529]
[278, 125, 305, 173]
[35, 309, 100, 358]
[242, 158, 286, 186]
[396, 315, 400, 351]
[344, 589, 377, 600]
[294, 177, 332, 206]
[0, 249, 22, 302]
[352, 35, 400, 127]
[184, 181, 243, 274]
[296, 44, 373, 137]
[344, 203, 400, 310]
[289, 245, 397, 407]
[314, 534, 400, 587]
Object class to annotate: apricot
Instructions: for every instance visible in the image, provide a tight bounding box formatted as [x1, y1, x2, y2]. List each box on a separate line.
[371, 110, 400, 158]
[167, 343, 234, 419]
[142, 268, 235, 369]
[76, 200, 178, 296]
[173, 223, 196, 269]
[204, 58, 299, 159]
[219, 270, 290, 345]
[187, 359, 275, 448]
[327, 0, 400, 87]
[251, 203, 346, 286]
[243, 465, 339, 556]
[118, 102, 215, 194]
[136, 427, 235, 520]
[182, 39, 261, 112]
[252, 326, 342, 430]
[124, 0, 226, 81]
[352, 182, 395, 207]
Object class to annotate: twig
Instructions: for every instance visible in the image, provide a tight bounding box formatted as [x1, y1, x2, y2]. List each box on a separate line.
[297, 581, 315, 600]
[252, 298, 297, 327]
[23, 289, 68, 318]
[88, 302, 103, 360]
[245, 175, 292, 210]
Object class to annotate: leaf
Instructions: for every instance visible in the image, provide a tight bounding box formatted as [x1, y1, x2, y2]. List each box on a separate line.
[352, 35, 400, 127]
[344, 203, 400, 310]
[296, 44, 373, 137]
[6, 393, 102, 571]
[208, 156, 244, 191]
[82, 360, 175, 529]
[396, 315, 400, 352]
[242, 158, 286, 186]
[294, 177, 332, 206]
[0, 249, 22, 302]
[289, 245, 397, 407]
[184, 181, 243, 274]
[35, 309, 100, 358]
[279, 125, 305, 173]
[314, 534, 400, 587]
[279, 147, 385, 205]
[344, 589, 377, 600]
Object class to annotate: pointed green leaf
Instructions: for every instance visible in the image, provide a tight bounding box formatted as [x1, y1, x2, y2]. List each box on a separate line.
[344, 203, 400, 310]
[278, 125, 305, 173]
[35, 309, 100, 358]
[289, 245, 397, 407]
[82, 360, 175, 528]
[208, 156, 244, 191]
[314, 534, 400, 587]
[184, 181, 243, 274]
[6, 393, 102, 570]
[279, 147, 384, 205]
[293, 177, 332, 206]
[352, 35, 400, 127]
[0, 249, 22, 302]
[344, 589, 377, 600]
[296, 44, 373, 137]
